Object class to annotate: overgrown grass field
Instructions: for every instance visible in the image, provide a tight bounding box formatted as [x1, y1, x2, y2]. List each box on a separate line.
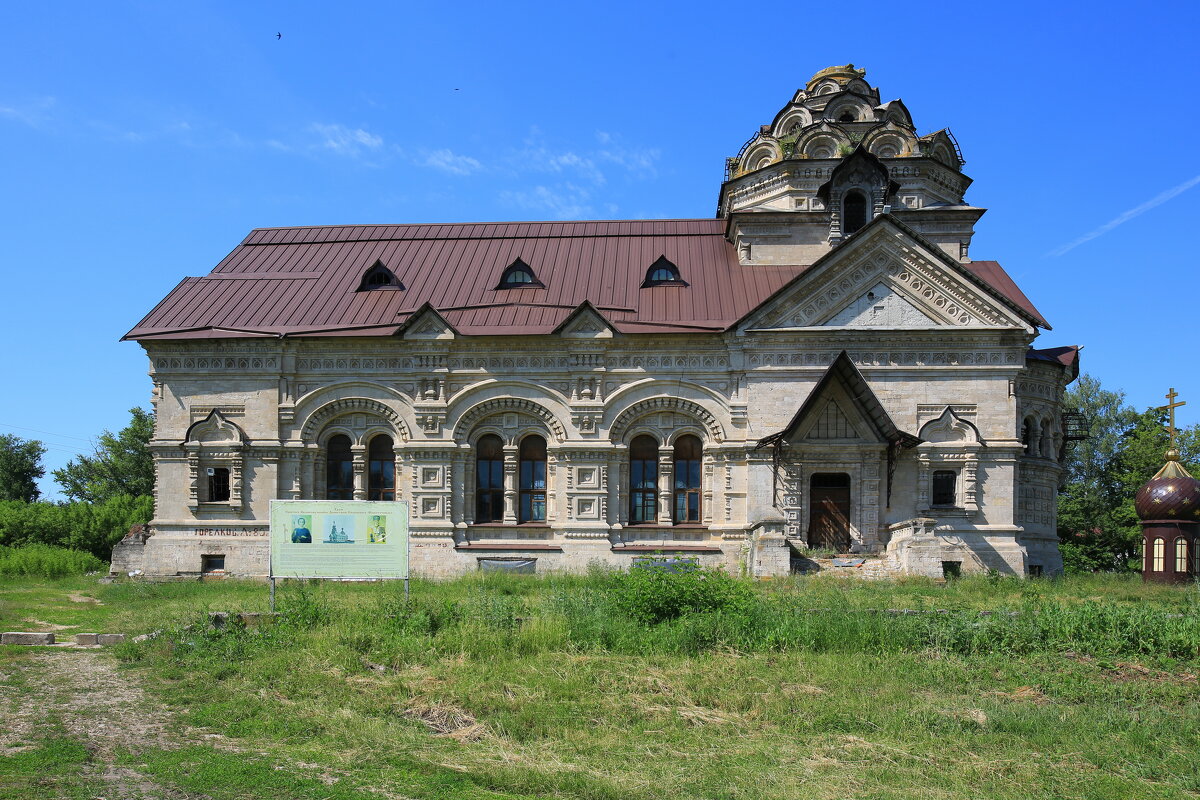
[3, 569, 1199, 799]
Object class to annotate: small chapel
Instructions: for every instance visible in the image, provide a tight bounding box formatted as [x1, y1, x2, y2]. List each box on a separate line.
[118, 65, 1078, 579]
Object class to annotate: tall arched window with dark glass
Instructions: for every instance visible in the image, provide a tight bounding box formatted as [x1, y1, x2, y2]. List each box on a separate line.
[475, 434, 504, 523]
[519, 435, 547, 523]
[843, 190, 868, 234]
[326, 434, 354, 500]
[629, 435, 659, 524]
[367, 434, 395, 501]
[673, 435, 702, 524]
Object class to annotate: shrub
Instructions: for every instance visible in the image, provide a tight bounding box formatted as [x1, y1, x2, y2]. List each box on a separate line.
[0, 495, 152, 559]
[0, 544, 106, 578]
[606, 558, 754, 624]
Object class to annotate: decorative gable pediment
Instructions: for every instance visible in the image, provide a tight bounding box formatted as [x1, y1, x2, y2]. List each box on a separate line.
[918, 407, 982, 445]
[400, 304, 457, 340]
[553, 302, 615, 339]
[184, 409, 245, 446]
[739, 218, 1032, 332]
[803, 400, 863, 441]
[759, 351, 919, 449]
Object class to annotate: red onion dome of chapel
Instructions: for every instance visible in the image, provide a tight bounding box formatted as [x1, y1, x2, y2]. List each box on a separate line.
[1135, 450, 1200, 521]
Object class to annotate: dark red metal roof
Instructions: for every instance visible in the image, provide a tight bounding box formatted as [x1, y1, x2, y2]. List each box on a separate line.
[124, 219, 1047, 340]
[963, 260, 1049, 329]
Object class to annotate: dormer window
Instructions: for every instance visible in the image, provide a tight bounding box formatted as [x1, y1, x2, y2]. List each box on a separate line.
[843, 191, 868, 234]
[641, 256, 688, 288]
[496, 258, 544, 289]
[357, 260, 403, 291]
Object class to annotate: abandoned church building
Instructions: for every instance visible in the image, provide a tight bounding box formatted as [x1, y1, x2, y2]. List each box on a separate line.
[118, 65, 1079, 580]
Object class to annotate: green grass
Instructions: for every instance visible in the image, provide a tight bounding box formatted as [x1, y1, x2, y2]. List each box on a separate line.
[0, 731, 104, 800]
[4, 572, 1200, 799]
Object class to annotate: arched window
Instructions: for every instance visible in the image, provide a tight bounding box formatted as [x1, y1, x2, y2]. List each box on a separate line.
[843, 191, 868, 234]
[672, 435, 702, 524]
[519, 435, 547, 523]
[641, 255, 688, 287]
[357, 260, 403, 291]
[367, 434, 395, 501]
[932, 470, 957, 507]
[1175, 537, 1188, 573]
[1152, 537, 1165, 572]
[326, 435, 354, 500]
[629, 435, 659, 524]
[475, 434, 504, 523]
[496, 258, 544, 289]
[1022, 417, 1039, 456]
[838, 111, 856, 123]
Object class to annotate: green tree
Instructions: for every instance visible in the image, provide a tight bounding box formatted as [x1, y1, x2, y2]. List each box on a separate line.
[1057, 375, 1200, 572]
[52, 408, 155, 503]
[0, 434, 45, 503]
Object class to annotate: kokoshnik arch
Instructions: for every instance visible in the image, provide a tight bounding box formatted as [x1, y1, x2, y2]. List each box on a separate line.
[117, 65, 1078, 579]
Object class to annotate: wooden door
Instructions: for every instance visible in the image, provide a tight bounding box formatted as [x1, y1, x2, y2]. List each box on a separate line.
[808, 473, 851, 552]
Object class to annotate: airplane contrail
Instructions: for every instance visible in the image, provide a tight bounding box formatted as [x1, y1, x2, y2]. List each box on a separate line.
[1047, 174, 1200, 257]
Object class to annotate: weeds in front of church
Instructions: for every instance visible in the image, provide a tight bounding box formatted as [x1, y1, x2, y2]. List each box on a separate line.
[4, 572, 1199, 799]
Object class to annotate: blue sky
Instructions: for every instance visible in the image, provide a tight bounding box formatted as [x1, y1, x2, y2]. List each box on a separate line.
[2, 1, 1198, 498]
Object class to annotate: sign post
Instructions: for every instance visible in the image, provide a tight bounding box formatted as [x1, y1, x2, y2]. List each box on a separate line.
[268, 500, 410, 610]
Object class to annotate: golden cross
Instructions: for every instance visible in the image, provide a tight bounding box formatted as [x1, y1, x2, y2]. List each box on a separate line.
[1158, 388, 1186, 449]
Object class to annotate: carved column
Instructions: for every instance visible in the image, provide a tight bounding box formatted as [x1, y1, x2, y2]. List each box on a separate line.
[289, 453, 302, 500]
[300, 450, 314, 499]
[394, 446, 409, 507]
[606, 453, 623, 529]
[657, 446, 674, 526]
[450, 451, 466, 527]
[617, 455, 630, 527]
[502, 445, 518, 524]
[463, 453, 477, 526]
[351, 445, 367, 501]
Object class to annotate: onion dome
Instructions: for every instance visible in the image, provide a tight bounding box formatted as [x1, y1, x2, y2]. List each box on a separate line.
[1135, 450, 1200, 521]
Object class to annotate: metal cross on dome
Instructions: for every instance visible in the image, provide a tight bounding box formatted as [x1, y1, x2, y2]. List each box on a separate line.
[1157, 388, 1187, 450]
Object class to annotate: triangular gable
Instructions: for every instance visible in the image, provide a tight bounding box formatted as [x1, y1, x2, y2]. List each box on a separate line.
[758, 351, 920, 448]
[737, 214, 1041, 333]
[397, 303, 458, 340]
[552, 301, 616, 339]
[824, 282, 938, 327]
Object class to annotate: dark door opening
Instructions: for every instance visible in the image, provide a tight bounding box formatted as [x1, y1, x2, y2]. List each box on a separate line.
[808, 473, 851, 552]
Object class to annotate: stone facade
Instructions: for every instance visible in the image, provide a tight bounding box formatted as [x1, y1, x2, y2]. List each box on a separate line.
[124, 65, 1077, 579]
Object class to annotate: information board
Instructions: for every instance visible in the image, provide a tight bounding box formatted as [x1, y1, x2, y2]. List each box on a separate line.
[269, 500, 409, 579]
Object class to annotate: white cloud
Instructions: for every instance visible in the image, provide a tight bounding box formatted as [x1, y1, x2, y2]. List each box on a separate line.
[422, 148, 482, 175]
[500, 184, 594, 220]
[0, 96, 56, 128]
[309, 123, 383, 157]
[593, 130, 660, 175]
[1048, 174, 1200, 257]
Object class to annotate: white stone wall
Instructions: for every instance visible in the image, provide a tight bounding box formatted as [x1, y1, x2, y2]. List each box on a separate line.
[133, 320, 1068, 580]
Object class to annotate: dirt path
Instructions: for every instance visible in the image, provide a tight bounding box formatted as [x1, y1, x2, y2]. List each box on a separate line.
[0, 650, 232, 799]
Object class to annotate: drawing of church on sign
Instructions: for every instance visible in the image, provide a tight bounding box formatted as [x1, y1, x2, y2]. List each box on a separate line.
[116, 65, 1079, 580]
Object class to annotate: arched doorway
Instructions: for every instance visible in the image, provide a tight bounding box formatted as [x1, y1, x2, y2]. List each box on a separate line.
[809, 473, 851, 551]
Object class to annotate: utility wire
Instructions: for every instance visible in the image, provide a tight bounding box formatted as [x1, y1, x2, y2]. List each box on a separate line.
[0, 422, 96, 443]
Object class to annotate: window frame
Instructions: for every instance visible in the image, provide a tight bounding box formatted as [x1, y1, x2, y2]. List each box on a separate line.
[207, 467, 231, 503]
[475, 434, 505, 523]
[672, 435, 702, 524]
[518, 435, 548, 524]
[495, 258, 545, 289]
[842, 190, 868, 234]
[367, 434, 395, 501]
[641, 256, 688, 288]
[325, 434, 355, 501]
[931, 469, 957, 508]
[356, 260, 404, 291]
[628, 435, 659, 525]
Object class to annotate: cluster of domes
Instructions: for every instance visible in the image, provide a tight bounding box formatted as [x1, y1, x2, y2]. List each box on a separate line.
[1135, 451, 1200, 521]
[728, 64, 962, 180]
